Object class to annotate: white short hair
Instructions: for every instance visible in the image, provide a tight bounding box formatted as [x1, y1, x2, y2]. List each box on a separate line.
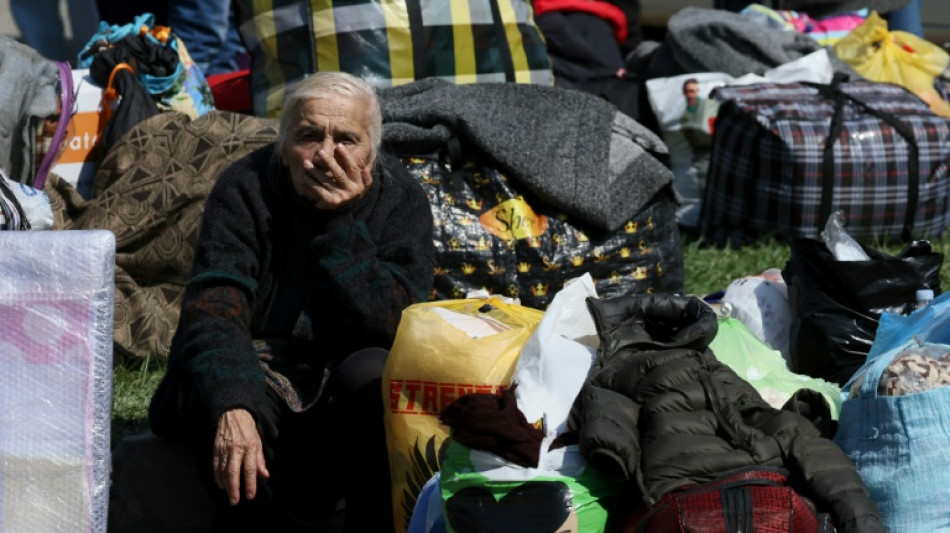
[276, 72, 382, 164]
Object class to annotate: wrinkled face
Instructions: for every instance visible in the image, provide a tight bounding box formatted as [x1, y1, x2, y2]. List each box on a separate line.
[683, 82, 699, 107]
[281, 95, 373, 202]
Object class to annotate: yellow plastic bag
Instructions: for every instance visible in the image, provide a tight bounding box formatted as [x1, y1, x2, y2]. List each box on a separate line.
[834, 12, 950, 116]
[382, 297, 544, 533]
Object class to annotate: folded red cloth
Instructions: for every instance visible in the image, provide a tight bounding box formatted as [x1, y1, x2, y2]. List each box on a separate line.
[440, 384, 545, 468]
[532, 0, 628, 44]
[206, 69, 252, 115]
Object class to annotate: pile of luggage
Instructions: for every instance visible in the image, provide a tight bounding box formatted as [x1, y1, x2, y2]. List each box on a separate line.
[2, 0, 950, 531]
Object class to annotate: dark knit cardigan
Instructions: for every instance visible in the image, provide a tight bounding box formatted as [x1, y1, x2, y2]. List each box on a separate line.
[149, 144, 434, 434]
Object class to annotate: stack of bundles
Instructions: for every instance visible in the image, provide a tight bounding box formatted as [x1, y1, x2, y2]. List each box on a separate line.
[700, 76, 950, 248]
[431, 276, 623, 533]
[380, 79, 683, 310]
[0, 14, 216, 198]
[426, 292, 886, 532]
[76, 12, 215, 155]
[569, 294, 886, 532]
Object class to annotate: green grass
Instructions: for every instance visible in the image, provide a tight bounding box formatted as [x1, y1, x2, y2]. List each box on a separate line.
[681, 237, 796, 296]
[111, 359, 166, 446]
[111, 234, 950, 445]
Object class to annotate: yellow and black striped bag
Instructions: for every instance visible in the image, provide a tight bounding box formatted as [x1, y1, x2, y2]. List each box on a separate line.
[236, 0, 555, 117]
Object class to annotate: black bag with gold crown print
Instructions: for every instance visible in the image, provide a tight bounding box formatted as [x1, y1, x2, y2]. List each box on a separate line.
[402, 151, 684, 309]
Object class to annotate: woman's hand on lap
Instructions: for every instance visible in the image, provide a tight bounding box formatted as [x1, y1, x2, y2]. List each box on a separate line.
[213, 408, 270, 505]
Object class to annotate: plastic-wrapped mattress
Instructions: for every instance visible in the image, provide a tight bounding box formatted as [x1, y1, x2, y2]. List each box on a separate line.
[0, 230, 115, 533]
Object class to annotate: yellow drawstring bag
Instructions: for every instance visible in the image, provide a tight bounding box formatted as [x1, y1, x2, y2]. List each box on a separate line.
[835, 12, 950, 116]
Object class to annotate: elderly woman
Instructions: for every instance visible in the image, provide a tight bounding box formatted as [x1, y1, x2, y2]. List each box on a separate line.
[149, 72, 434, 531]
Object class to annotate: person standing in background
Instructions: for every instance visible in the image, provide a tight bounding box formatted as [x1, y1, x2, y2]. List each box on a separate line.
[11, 0, 100, 63]
[679, 78, 717, 178]
[166, 0, 248, 76]
[885, 0, 923, 38]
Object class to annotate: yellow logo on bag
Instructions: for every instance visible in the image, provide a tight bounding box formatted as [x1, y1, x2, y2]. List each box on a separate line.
[479, 198, 548, 241]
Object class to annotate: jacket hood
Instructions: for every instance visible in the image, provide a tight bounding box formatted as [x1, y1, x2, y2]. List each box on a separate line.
[587, 294, 717, 364]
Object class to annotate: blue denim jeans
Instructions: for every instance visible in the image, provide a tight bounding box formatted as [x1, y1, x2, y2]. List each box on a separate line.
[11, 0, 100, 62]
[885, 0, 924, 38]
[166, 0, 247, 76]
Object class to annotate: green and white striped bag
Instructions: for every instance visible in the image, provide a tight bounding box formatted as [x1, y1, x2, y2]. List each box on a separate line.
[236, 0, 555, 117]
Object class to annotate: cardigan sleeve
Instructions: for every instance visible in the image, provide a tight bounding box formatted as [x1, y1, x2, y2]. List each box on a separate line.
[161, 158, 272, 429]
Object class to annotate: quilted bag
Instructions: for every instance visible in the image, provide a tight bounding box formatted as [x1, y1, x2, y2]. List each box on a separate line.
[234, 0, 554, 117]
[699, 75, 950, 247]
[629, 466, 834, 532]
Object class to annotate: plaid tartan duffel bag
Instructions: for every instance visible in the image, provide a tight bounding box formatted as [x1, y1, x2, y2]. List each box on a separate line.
[235, 0, 554, 117]
[699, 75, 950, 247]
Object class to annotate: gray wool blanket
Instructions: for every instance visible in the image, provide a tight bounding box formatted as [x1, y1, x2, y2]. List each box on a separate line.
[0, 36, 59, 184]
[378, 78, 673, 232]
[646, 7, 861, 80]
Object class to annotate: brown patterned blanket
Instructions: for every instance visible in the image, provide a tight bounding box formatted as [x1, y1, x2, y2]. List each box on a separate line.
[46, 111, 279, 360]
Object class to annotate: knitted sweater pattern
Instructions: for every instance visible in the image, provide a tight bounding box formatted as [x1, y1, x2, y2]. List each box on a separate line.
[150, 144, 434, 430]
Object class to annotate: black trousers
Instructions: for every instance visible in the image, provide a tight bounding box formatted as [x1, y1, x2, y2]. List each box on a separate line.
[193, 347, 394, 533]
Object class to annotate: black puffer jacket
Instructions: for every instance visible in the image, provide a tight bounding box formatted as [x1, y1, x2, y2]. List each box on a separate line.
[569, 294, 885, 533]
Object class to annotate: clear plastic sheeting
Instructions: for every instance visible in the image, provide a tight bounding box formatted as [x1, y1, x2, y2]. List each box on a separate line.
[0, 230, 115, 533]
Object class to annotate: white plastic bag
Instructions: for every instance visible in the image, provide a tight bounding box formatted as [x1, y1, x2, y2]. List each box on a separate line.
[821, 211, 869, 262]
[511, 274, 599, 436]
[722, 268, 793, 362]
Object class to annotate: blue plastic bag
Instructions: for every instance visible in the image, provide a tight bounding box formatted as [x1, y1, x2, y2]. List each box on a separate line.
[407, 473, 445, 533]
[867, 289, 950, 361]
[835, 341, 950, 532]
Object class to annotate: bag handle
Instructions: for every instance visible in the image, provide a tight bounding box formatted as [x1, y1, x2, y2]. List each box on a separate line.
[33, 61, 74, 191]
[635, 467, 793, 532]
[488, 0, 517, 82]
[99, 63, 136, 139]
[405, 0, 428, 80]
[819, 75, 921, 242]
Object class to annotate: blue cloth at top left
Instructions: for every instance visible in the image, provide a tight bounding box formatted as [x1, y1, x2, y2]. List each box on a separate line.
[166, 0, 246, 76]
